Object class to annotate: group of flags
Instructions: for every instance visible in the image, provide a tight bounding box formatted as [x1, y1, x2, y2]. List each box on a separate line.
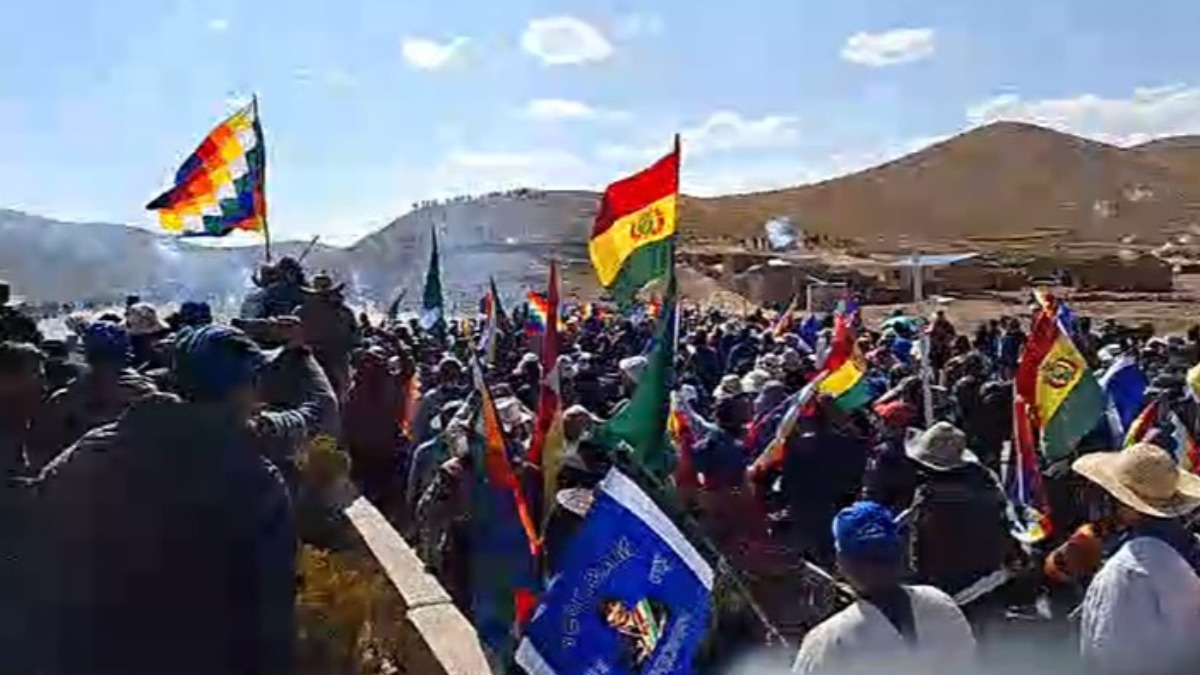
[154, 101, 1200, 674]
[406, 134, 710, 674]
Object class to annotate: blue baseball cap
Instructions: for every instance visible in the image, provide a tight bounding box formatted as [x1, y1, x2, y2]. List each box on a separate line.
[833, 501, 903, 564]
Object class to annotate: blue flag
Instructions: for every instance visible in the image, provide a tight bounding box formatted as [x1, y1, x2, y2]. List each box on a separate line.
[1099, 354, 1147, 443]
[515, 469, 714, 675]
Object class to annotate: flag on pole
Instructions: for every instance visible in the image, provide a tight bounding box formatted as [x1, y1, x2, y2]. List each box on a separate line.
[747, 374, 825, 478]
[816, 313, 872, 412]
[146, 99, 267, 237]
[469, 359, 541, 660]
[421, 224, 445, 332]
[1016, 305, 1105, 461]
[590, 136, 680, 305]
[489, 276, 509, 331]
[1007, 394, 1053, 544]
[1099, 354, 1147, 444]
[595, 270, 679, 483]
[769, 293, 799, 337]
[529, 261, 566, 526]
[515, 468, 714, 675]
[479, 284, 501, 365]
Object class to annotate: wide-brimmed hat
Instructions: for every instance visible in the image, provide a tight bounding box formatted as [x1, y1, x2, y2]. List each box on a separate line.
[713, 374, 743, 401]
[125, 303, 169, 336]
[302, 272, 345, 295]
[905, 422, 978, 471]
[1073, 443, 1200, 518]
[740, 369, 771, 396]
[495, 396, 535, 431]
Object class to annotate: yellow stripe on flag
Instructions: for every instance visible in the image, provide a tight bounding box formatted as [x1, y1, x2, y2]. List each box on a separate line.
[1034, 333, 1089, 424]
[588, 194, 677, 287]
[819, 360, 863, 398]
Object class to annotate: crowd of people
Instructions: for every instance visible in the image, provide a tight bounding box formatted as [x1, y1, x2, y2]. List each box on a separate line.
[2, 255, 1200, 675]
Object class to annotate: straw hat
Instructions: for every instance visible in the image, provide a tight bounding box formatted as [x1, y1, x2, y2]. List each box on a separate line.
[905, 422, 978, 472]
[1073, 443, 1200, 518]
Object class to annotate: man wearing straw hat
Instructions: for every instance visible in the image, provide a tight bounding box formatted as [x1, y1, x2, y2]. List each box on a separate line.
[1073, 443, 1200, 674]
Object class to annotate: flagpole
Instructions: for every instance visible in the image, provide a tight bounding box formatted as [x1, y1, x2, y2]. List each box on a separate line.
[253, 93, 273, 263]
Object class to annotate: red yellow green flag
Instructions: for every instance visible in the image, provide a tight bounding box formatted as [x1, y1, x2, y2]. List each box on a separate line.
[590, 136, 679, 305]
[1016, 308, 1105, 461]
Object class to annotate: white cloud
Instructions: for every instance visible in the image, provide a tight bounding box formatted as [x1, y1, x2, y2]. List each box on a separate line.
[966, 84, 1200, 146]
[523, 98, 629, 122]
[684, 111, 801, 154]
[595, 112, 800, 166]
[614, 13, 664, 39]
[207, 18, 229, 32]
[520, 17, 613, 66]
[841, 28, 935, 67]
[401, 37, 469, 70]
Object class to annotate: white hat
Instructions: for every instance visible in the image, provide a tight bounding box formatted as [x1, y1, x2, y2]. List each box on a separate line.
[1073, 443, 1200, 518]
[741, 369, 772, 396]
[905, 422, 978, 472]
[125, 303, 168, 336]
[713, 374, 743, 401]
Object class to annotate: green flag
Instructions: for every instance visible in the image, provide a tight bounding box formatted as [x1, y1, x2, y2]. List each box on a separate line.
[488, 275, 508, 331]
[595, 270, 678, 483]
[421, 224, 445, 332]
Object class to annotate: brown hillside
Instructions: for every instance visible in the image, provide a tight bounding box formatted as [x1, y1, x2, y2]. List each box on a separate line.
[684, 121, 1200, 253]
[1134, 135, 1200, 179]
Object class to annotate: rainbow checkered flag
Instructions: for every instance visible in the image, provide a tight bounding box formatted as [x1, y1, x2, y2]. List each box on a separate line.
[147, 99, 266, 237]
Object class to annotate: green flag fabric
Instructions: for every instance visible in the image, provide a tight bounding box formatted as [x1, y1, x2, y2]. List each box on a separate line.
[421, 224, 445, 332]
[488, 275, 508, 330]
[595, 271, 678, 483]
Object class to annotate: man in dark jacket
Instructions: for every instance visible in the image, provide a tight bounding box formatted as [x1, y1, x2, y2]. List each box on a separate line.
[783, 396, 870, 567]
[0, 282, 41, 346]
[32, 318, 336, 675]
[904, 423, 1011, 599]
[32, 322, 158, 469]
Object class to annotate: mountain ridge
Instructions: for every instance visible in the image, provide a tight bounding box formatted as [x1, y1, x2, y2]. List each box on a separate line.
[8, 121, 1200, 303]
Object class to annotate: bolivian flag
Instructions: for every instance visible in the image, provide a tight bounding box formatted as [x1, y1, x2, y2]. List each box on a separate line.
[1016, 307, 1105, 461]
[817, 313, 872, 412]
[590, 136, 679, 305]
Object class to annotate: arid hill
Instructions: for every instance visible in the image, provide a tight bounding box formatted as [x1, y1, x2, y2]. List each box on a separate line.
[1134, 135, 1200, 179]
[11, 121, 1200, 303]
[685, 121, 1200, 253]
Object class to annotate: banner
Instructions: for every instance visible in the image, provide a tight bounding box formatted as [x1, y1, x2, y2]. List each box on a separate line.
[515, 469, 714, 675]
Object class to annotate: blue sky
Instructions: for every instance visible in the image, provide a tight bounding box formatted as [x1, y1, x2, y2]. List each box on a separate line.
[2, 0, 1200, 245]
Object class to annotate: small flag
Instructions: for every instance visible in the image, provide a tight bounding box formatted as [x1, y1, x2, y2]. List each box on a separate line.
[479, 285, 501, 365]
[816, 313, 872, 412]
[748, 375, 825, 478]
[1007, 394, 1053, 544]
[1099, 354, 1147, 444]
[1124, 399, 1160, 448]
[421, 224, 445, 332]
[147, 100, 266, 237]
[529, 261, 566, 527]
